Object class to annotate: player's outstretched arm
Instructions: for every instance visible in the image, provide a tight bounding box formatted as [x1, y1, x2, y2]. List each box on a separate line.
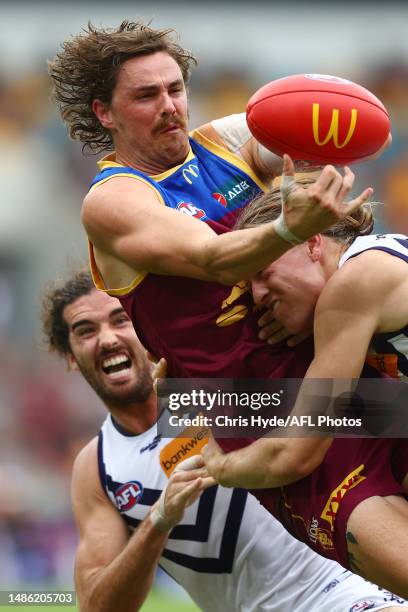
[202, 434, 333, 489]
[72, 439, 214, 612]
[83, 157, 372, 286]
[203, 249, 404, 490]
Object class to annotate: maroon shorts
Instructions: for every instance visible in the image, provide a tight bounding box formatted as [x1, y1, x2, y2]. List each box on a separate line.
[251, 438, 408, 569]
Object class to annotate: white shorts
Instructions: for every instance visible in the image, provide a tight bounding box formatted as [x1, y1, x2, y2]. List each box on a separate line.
[304, 569, 407, 612]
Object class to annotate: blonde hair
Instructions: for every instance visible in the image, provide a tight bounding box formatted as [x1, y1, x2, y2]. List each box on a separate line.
[235, 177, 375, 245]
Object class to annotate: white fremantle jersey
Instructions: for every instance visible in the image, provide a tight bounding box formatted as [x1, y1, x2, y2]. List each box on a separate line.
[98, 415, 407, 612]
[339, 234, 408, 380]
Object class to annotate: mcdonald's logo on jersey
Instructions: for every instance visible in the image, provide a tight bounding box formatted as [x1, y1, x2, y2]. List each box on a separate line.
[312, 103, 358, 149]
[182, 164, 199, 184]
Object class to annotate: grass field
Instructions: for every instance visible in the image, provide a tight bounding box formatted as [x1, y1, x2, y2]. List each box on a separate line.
[0, 589, 199, 612]
[141, 590, 199, 611]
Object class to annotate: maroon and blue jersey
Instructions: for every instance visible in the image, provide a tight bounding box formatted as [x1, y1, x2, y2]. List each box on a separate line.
[89, 129, 313, 378]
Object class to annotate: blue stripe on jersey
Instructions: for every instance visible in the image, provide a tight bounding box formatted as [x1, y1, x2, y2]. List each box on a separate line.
[103, 467, 248, 573]
[395, 237, 408, 251]
[122, 487, 217, 542]
[90, 137, 262, 224]
[110, 415, 138, 437]
[161, 488, 247, 573]
[105, 472, 160, 506]
[345, 246, 408, 265]
[166, 487, 218, 542]
[97, 432, 110, 500]
[106, 471, 218, 541]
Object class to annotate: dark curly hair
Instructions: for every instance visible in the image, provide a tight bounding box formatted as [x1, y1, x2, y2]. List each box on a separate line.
[48, 20, 197, 153]
[235, 177, 375, 245]
[42, 269, 95, 356]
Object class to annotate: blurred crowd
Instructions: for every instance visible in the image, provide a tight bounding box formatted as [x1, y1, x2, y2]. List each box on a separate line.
[0, 347, 103, 587]
[1, 16, 408, 590]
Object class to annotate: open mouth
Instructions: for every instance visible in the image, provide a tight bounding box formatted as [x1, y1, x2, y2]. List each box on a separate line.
[101, 354, 132, 379]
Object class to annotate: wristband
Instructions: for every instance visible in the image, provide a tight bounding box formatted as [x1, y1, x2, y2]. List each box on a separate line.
[273, 213, 304, 246]
[150, 502, 175, 532]
[276, 167, 304, 246]
[149, 455, 204, 531]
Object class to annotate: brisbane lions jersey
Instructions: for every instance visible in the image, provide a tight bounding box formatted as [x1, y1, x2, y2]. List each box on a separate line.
[89, 129, 313, 378]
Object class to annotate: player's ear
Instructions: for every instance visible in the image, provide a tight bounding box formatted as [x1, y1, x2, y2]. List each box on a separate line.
[306, 234, 323, 262]
[92, 98, 114, 130]
[66, 352, 79, 372]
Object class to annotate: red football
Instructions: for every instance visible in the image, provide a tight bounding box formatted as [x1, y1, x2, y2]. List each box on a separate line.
[246, 74, 390, 165]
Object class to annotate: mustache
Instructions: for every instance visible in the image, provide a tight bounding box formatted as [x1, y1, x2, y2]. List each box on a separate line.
[153, 116, 186, 134]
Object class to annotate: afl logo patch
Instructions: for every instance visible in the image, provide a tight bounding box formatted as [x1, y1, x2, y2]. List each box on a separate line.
[212, 192, 227, 207]
[349, 600, 376, 612]
[115, 481, 143, 512]
[177, 201, 206, 219]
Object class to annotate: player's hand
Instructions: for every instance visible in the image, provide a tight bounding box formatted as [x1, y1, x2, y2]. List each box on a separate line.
[150, 455, 216, 532]
[281, 154, 373, 242]
[257, 308, 312, 347]
[201, 436, 229, 486]
[147, 353, 167, 394]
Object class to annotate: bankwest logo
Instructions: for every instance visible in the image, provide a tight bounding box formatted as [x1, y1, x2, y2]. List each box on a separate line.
[160, 426, 209, 477]
[312, 103, 358, 149]
[321, 464, 366, 530]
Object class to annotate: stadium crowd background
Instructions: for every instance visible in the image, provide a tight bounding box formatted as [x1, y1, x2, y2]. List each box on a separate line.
[1, 0, 408, 605]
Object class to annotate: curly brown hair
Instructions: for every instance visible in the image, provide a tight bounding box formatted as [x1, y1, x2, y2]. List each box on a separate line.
[42, 269, 95, 357]
[48, 20, 197, 153]
[235, 177, 375, 245]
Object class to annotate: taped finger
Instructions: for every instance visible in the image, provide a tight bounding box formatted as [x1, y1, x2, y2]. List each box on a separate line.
[280, 173, 297, 202]
[174, 455, 204, 473]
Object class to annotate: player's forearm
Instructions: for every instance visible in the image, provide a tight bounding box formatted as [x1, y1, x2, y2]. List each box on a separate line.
[198, 222, 291, 285]
[79, 514, 169, 612]
[215, 438, 330, 489]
